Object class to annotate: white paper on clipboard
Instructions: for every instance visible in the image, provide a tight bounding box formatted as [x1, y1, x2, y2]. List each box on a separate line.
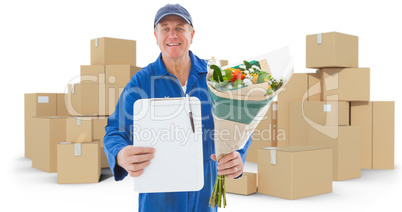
[132, 96, 204, 193]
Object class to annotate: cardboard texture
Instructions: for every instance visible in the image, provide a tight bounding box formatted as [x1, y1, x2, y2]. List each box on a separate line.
[91, 37, 136, 66]
[92, 116, 109, 168]
[321, 68, 370, 101]
[93, 117, 108, 142]
[351, 101, 395, 169]
[66, 117, 93, 143]
[24, 93, 57, 158]
[306, 32, 358, 68]
[57, 141, 101, 184]
[105, 65, 141, 86]
[258, 146, 332, 199]
[308, 71, 321, 101]
[290, 101, 349, 146]
[277, 73, 308, 146]
[67, 83, 109, 116]
[56, 93, 69, 116]
[308, 126, 361, 181]
[246, 102, 277, 163]
[31, 116, 67, 173]
[80, 83, 106, 115]
[80, 65, 105, 84]
[106, 84, 124, 115]
[225, 172, 257, 195]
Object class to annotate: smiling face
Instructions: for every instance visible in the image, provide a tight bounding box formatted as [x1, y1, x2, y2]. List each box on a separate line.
[154, 15, 195, 61]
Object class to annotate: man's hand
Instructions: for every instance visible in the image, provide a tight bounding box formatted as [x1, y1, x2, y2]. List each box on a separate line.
[211, 151, 243, 179]
[117, 146, 156, 177]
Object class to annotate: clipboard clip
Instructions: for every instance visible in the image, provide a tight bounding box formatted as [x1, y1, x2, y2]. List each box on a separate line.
[186, 94, 195, 133]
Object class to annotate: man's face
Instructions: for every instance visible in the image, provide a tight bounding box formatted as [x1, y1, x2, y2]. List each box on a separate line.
[154, 15, 195, 60]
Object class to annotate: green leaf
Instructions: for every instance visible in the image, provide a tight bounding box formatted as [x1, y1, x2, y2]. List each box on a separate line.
[266, 88, 273, 95]
[243, 60, 251, 70]
[233, 79, 243, 88]
[211, 65, 223, 82]
[225, 69, 233, 80]
[219, 80, 230, 88]
[257, 74, 266, 83]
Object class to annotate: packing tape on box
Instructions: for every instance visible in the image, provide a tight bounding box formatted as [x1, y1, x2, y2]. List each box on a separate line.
[317, 33, 322, 44]
[271, 150, 277, 165]
[324, 104, 332, 112]
[74, 143, 82, 157]
[95, 38, 99, 47]
[72, 83, 75, 94]
[264, 147, 278, 165]
[76, 117, 81, 126]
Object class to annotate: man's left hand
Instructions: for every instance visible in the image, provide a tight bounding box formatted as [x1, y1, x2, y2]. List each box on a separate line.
[211, 151, 243, 179]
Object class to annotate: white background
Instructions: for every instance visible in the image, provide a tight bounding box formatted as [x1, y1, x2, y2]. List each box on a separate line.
[1, 0, 401, 211]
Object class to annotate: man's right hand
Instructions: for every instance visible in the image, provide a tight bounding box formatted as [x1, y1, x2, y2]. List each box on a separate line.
[117, 146, 156, 177]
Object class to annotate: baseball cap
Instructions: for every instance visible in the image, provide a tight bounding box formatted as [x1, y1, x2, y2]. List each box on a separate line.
[154, 4, 193, 28]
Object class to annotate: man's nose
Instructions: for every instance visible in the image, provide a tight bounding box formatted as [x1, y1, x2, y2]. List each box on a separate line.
[169, 29, 177, 38]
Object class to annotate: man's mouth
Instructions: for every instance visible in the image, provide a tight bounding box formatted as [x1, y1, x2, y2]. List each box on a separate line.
[167, 43, 180, 46]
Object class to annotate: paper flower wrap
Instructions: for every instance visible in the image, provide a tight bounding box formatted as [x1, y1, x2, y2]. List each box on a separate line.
[207, 46, 294, 208]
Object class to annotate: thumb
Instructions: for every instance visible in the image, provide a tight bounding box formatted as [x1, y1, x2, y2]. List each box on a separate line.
[211, 154, 216, 161]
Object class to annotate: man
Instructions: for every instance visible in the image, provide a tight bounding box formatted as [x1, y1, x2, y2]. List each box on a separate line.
[103, 4, 252, 211]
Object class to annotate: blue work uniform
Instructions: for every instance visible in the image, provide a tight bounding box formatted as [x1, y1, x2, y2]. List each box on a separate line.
[103, 51, 252, 212]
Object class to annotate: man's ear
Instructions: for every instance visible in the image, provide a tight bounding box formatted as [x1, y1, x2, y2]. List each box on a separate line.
[190, 29, 195, 44]
[154, 30, 158, 45]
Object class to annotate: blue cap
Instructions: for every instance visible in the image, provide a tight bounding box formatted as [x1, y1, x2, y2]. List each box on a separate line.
[154, 4, 193, 28]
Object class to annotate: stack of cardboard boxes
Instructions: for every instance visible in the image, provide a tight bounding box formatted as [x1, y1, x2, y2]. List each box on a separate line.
[228, 32, 395, 199]
[24, 37, 141, 184]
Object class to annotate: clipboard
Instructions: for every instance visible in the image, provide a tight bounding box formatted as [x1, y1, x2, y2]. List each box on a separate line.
[132, 95, 204, 193]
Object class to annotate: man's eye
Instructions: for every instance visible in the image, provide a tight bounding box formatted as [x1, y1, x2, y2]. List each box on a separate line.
[162, 28, 168, 32]
[176, 28, 183, 31]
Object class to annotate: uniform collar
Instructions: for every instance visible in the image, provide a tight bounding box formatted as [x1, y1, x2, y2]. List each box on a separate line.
[153, 50, 207, 79]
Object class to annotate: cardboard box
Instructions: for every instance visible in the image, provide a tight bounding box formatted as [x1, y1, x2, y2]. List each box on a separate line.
[351, 101, 395, 169]
[24, 93, 57, 158]
[93, 117, 108, 142]
[246, 102, 277, 163]
[57, 141, 101, 184]
[306, 32, 358, 68]
[106, 65, 141, 86]
[66, 117, 93, 143]
[56, 93, 69, 116]
[31, 116, 67, 173]
[321, 68, 370, 101]
[93, 117, 108, 168]
[106, 83, 125, 115]
[308, 126, 361, 181]
[91, 37, 136, 66]
[290, 101, 349, 146]
[308, 71, 321, 101]
[225, 172, 257, 195]
[80, 65, 105, 84]
[101, 148, 109, 168]
[258, 146, 332, 199]
[67, 83, 108, 116]
[277, 73, 308, 146]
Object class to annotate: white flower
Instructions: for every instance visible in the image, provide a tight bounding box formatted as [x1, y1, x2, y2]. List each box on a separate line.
[221, 70, 225, 76]
[246, 74, 253, 79]
[248, 68, 254, 73]
[244, 70, 249, 74]
[239, 65, 246, 70]
[251, 65, 261, 71]
[227, 84, 233, 89]
[243, 78, 252, 86]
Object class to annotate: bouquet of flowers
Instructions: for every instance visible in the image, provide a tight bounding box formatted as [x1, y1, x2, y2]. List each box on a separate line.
[207, 47, 294, 208]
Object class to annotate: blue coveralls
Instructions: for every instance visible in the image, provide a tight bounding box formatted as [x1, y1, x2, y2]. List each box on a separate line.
[103, 51, 252, 212]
